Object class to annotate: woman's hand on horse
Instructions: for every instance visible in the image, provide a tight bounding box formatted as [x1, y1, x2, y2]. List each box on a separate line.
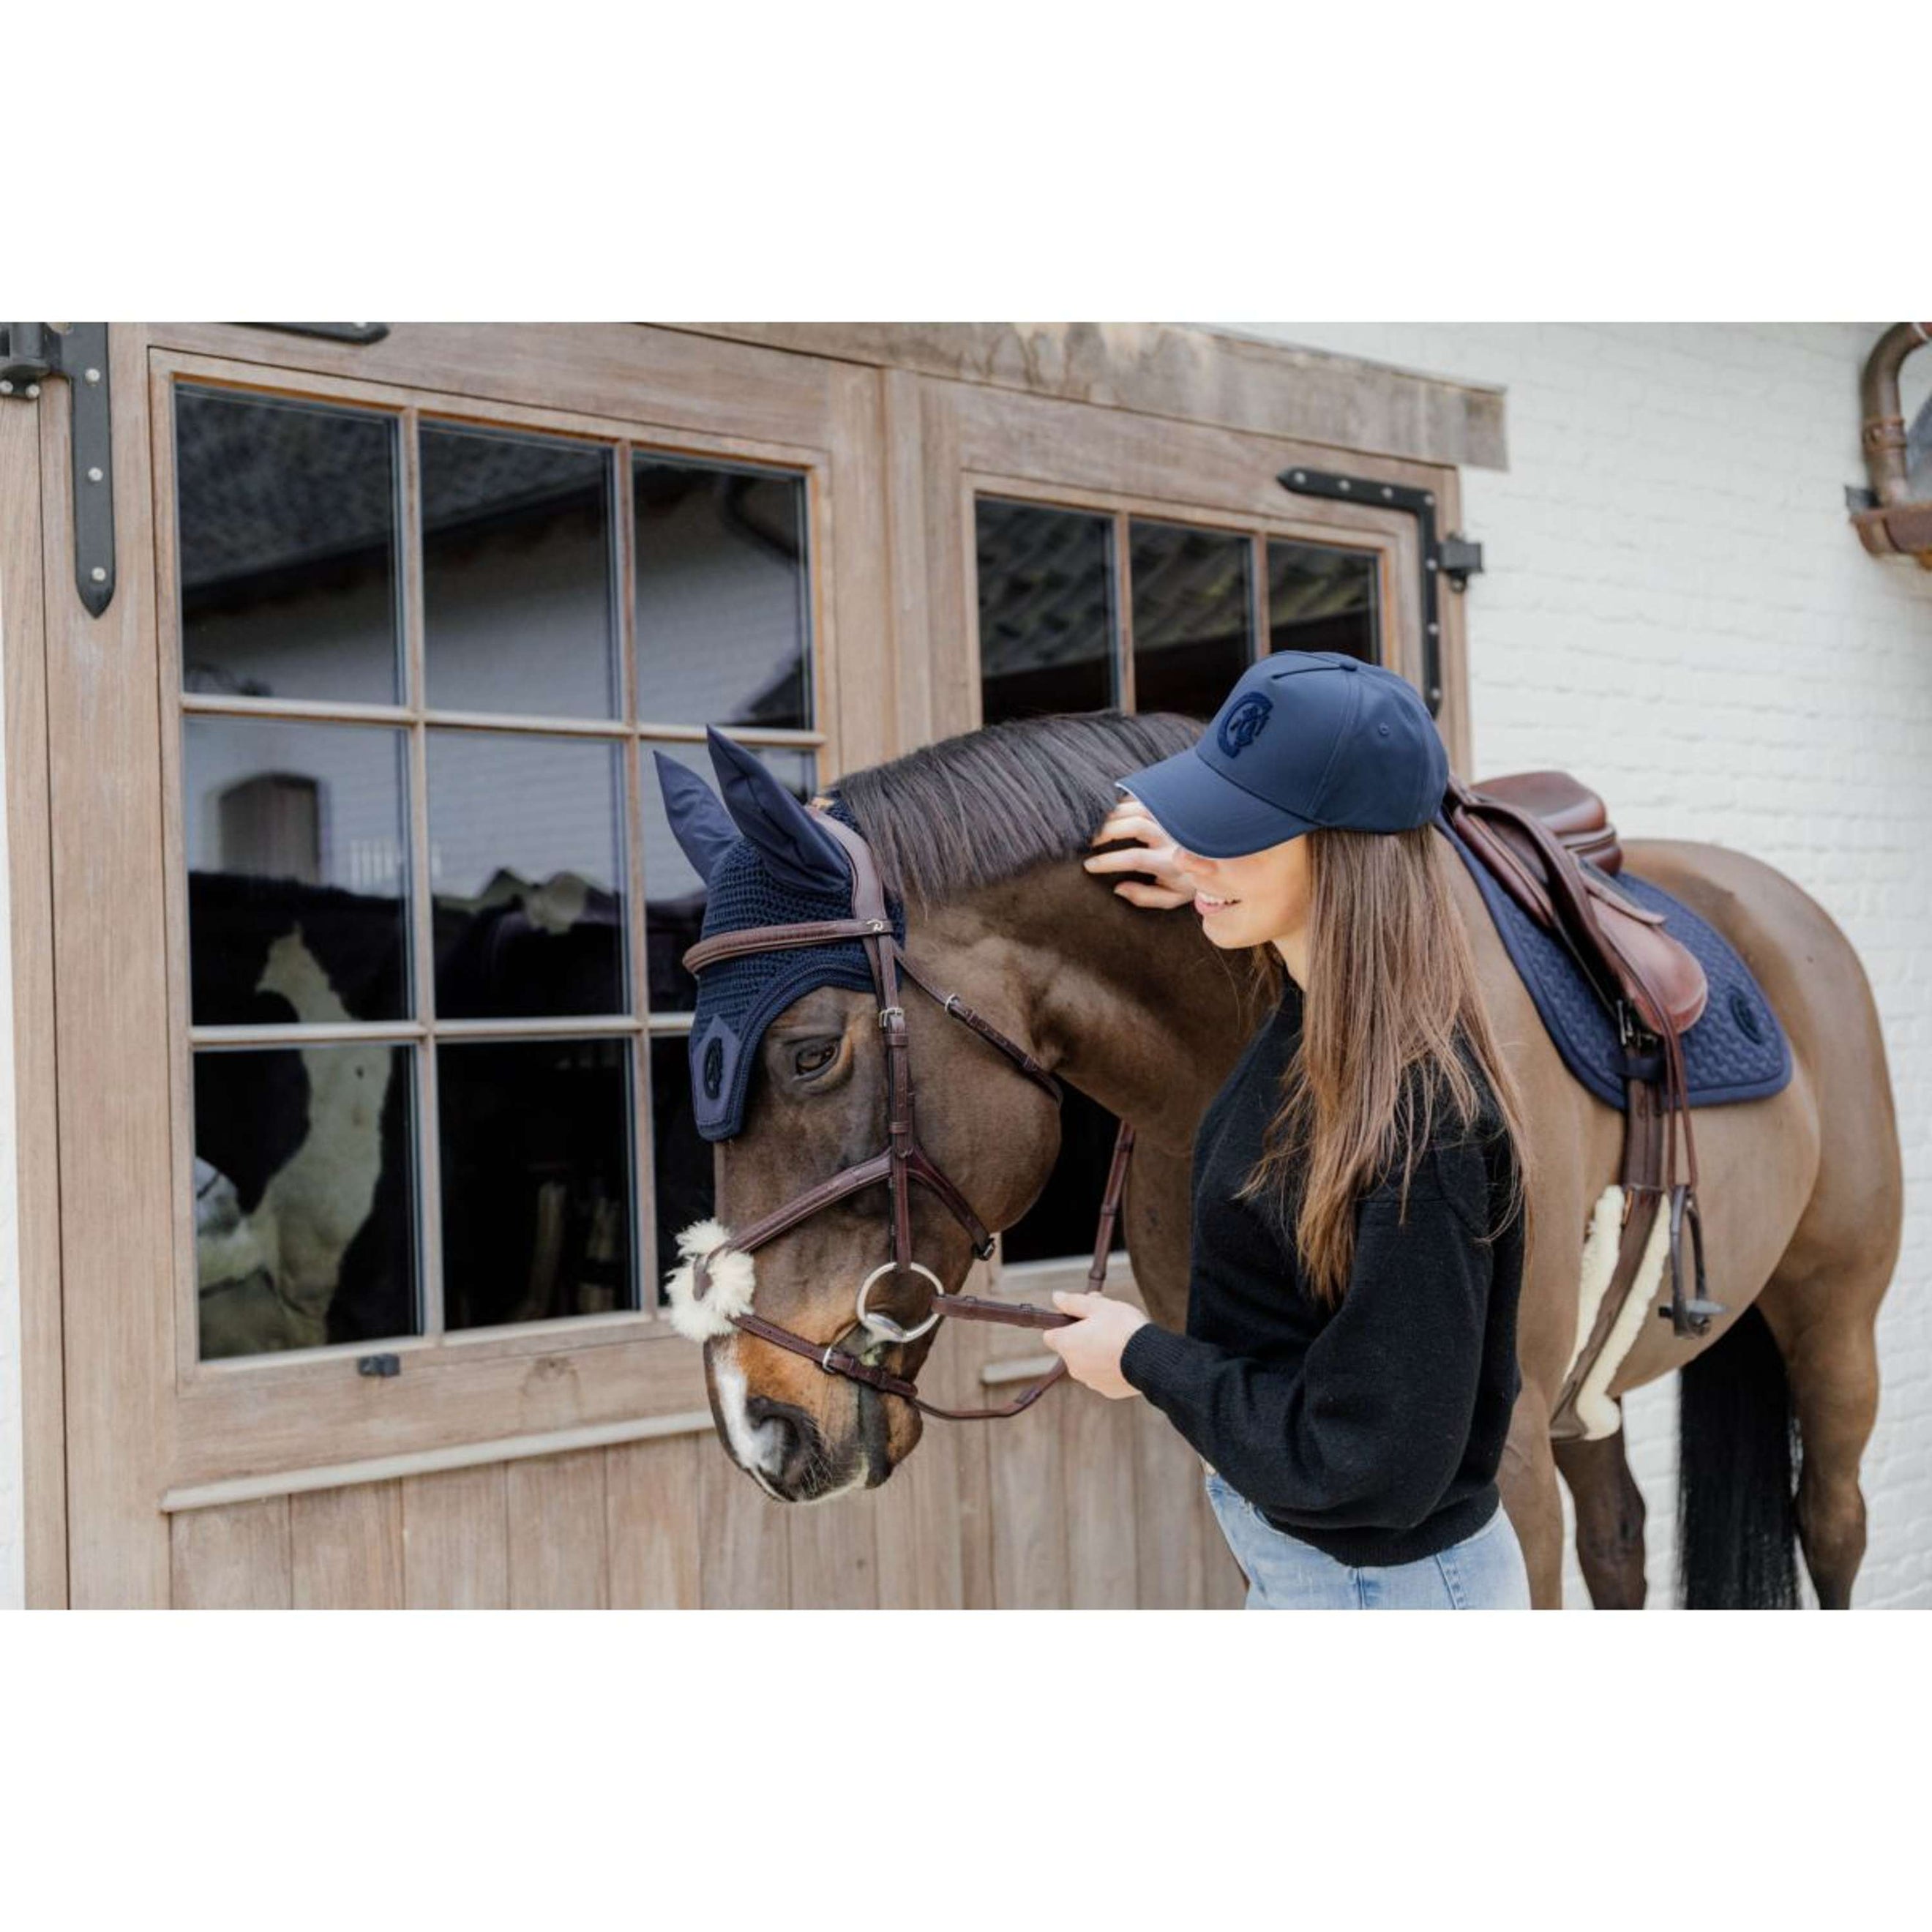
[1041, 1290, 1150, 1399]
[1083, 800, 1196, 910]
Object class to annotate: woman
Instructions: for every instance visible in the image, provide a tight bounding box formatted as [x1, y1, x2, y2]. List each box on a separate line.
[1041, 650, 1536, 1609]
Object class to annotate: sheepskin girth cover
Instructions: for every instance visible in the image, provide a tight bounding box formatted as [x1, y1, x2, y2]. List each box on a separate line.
[664, 1218, 757, 1343]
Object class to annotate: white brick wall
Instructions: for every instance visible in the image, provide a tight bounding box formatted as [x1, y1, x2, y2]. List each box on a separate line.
[1231, 323, 1932, 1608]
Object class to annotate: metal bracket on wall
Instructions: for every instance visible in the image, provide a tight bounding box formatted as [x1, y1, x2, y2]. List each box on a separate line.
[0, 323, 116, 617]
[234, 323, 391, 345]
[1276, 465, 1484, 719]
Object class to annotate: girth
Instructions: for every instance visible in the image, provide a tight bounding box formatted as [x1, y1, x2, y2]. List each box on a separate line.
[681, 805, 1134, 1422]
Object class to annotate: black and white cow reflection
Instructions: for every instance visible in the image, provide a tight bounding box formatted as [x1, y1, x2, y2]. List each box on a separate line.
[190, 867, 625, 1357]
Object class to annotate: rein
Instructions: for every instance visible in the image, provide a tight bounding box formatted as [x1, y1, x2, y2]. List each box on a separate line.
[679, 807, 1134, 1422]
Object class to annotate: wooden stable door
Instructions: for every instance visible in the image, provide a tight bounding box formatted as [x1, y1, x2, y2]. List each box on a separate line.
[6, 323, 1467, 1607]
[14, 324, 902, 1605]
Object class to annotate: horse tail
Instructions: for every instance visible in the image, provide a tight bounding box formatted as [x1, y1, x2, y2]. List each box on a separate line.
[1676, 1302, 1801, 1608]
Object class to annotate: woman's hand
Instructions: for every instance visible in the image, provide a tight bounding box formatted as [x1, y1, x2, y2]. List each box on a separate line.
[1082, 798, 1197, 910]
[1041, 1291, 1150, 1399]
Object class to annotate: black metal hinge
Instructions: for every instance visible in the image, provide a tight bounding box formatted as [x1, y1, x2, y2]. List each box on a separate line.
[1, 323, 115, 617]
[1276, 465, 1484, 719]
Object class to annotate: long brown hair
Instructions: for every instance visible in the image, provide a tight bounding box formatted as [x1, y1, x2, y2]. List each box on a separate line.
[1232, 823, 1532, 1308]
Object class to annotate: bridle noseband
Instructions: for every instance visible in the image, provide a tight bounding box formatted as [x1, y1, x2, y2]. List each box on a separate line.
[678, 806, 1134, 1422]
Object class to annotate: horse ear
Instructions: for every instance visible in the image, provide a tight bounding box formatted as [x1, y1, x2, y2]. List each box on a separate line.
[705, 725, 850, 896]
[652, 752, 741, 886]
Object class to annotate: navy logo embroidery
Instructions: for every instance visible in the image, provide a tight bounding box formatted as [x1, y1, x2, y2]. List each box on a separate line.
[1729, 987, 1764, 1044]
[1218, 690, 1273, 758]
[701, 1033, 726, 1100]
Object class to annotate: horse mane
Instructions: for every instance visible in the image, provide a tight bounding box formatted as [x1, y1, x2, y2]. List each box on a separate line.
[831, 709, 1203, 915]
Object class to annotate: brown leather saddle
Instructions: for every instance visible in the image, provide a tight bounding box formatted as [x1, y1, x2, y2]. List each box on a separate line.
[1443, 769, 1723, 1439]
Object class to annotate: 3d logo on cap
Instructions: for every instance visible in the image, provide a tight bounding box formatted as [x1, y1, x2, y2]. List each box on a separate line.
[1218, 690, 1273, 758]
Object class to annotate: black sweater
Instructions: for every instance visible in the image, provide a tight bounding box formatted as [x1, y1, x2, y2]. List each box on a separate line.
[1120, 977, 1525, 1568]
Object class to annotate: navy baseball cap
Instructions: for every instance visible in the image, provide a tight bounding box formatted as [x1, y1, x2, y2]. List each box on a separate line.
[1114, 651, 1449, 858]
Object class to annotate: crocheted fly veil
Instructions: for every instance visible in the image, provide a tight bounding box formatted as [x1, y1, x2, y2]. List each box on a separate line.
[653, 727, 905, 1145]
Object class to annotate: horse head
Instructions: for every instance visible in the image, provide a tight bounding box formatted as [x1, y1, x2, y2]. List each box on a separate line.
[652, 724, 1087, 1500]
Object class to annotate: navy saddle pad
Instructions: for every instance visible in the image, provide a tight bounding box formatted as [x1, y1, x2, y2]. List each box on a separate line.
[1434, 812, 1792, 1112]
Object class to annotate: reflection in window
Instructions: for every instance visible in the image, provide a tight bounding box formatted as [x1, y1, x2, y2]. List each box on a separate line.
[1268, 541, 1379, 662]
[976, 499, 1116, 724]
[427, 732, 627, 1019]
[219, 773, 321, 883]
[438, 1038, 635, 1330]
[170, 379, 828, 1358]
[634, 460, 811, 730]
[1130, 520, 1254, 718]
[194, 1044, 419, 1359]
[641, 741, 815, 1014]
[422, 424, 618, 719]
[174, 386, 402, 705]
[184, 716, 411, 1027]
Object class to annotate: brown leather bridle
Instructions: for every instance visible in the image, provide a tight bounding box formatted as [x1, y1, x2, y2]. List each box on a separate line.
[679, 806, 1135, 1421]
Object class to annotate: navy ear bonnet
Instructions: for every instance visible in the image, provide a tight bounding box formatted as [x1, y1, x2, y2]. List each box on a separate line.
[655, 728, 905, 1142]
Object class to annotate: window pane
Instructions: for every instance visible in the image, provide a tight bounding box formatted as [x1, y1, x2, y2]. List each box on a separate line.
[634, 460, 811, 730]
[998, 1086, 1129, 1267]
[438, 1037, 635, 1330]
[194, 1044, 419, 1359]
[184, 716, 411, 1026]
[427, 733, 627, 1019]
[174, 385, 401, 705]
[422, 424, 618, 719]
[976, 499, 1115, 724]
[1130, 520, 1253, 718]
[641, 741, 815, 1014]
[649, 1035, 714, 1306]
[1267, 541, 1379, 662]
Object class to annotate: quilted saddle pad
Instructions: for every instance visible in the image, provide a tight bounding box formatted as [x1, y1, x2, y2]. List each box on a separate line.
[1433, 811, 1792, 1112]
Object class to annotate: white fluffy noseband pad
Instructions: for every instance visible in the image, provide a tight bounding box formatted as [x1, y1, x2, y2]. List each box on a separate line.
[664, 1218, 757, 1343]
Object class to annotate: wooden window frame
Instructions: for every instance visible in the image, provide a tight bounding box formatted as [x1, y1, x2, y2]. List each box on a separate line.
[966, 475, 1406, 727]
[154, 348, 838, 1393]
[147, 344, 866, 1500]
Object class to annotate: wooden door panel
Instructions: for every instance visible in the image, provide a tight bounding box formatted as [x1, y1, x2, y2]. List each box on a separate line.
[508, 1450, 610, 1609]
[402, 1464, 510, 1609]
[290, 1482, 406, 1609]
[171, 1497, 293, 1609]
[606, 1435, 703, 1609]
[32, 326, 891, 1604]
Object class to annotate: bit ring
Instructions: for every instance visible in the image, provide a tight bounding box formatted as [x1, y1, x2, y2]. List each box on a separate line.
[855, 1260, 945, 1342]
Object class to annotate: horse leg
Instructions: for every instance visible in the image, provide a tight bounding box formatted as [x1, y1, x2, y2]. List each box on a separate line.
[1755, 1275, 1883, 1610]
[1499, 1385, 1566, 1609]
[1553, 1420, 1648, 1609]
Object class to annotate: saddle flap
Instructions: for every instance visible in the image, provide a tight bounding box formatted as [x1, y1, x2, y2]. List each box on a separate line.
[1595, 906, 1710, 1033]
[1449, 781, 1708, 1035]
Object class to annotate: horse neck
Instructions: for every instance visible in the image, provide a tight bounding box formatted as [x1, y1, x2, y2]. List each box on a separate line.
[918, 860, 1255, 1150]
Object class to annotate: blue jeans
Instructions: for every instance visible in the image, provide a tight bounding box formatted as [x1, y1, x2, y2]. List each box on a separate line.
[1205, 1469, 1532, 1609]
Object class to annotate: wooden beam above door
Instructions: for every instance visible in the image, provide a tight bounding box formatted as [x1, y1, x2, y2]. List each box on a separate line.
[664, 322, 1508, 473]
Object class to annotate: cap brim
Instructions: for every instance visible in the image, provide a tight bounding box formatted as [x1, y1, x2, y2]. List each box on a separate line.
[1113, 747, 1319, 858]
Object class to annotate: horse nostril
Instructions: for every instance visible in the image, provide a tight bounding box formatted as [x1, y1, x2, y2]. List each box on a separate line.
[745, 1396, 820, 1491]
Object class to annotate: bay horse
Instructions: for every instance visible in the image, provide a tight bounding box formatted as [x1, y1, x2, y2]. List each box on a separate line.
[673, 711, 1901, 1609]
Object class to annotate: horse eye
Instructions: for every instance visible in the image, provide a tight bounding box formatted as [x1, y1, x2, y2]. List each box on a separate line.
[793, 1041, 838, 1077]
